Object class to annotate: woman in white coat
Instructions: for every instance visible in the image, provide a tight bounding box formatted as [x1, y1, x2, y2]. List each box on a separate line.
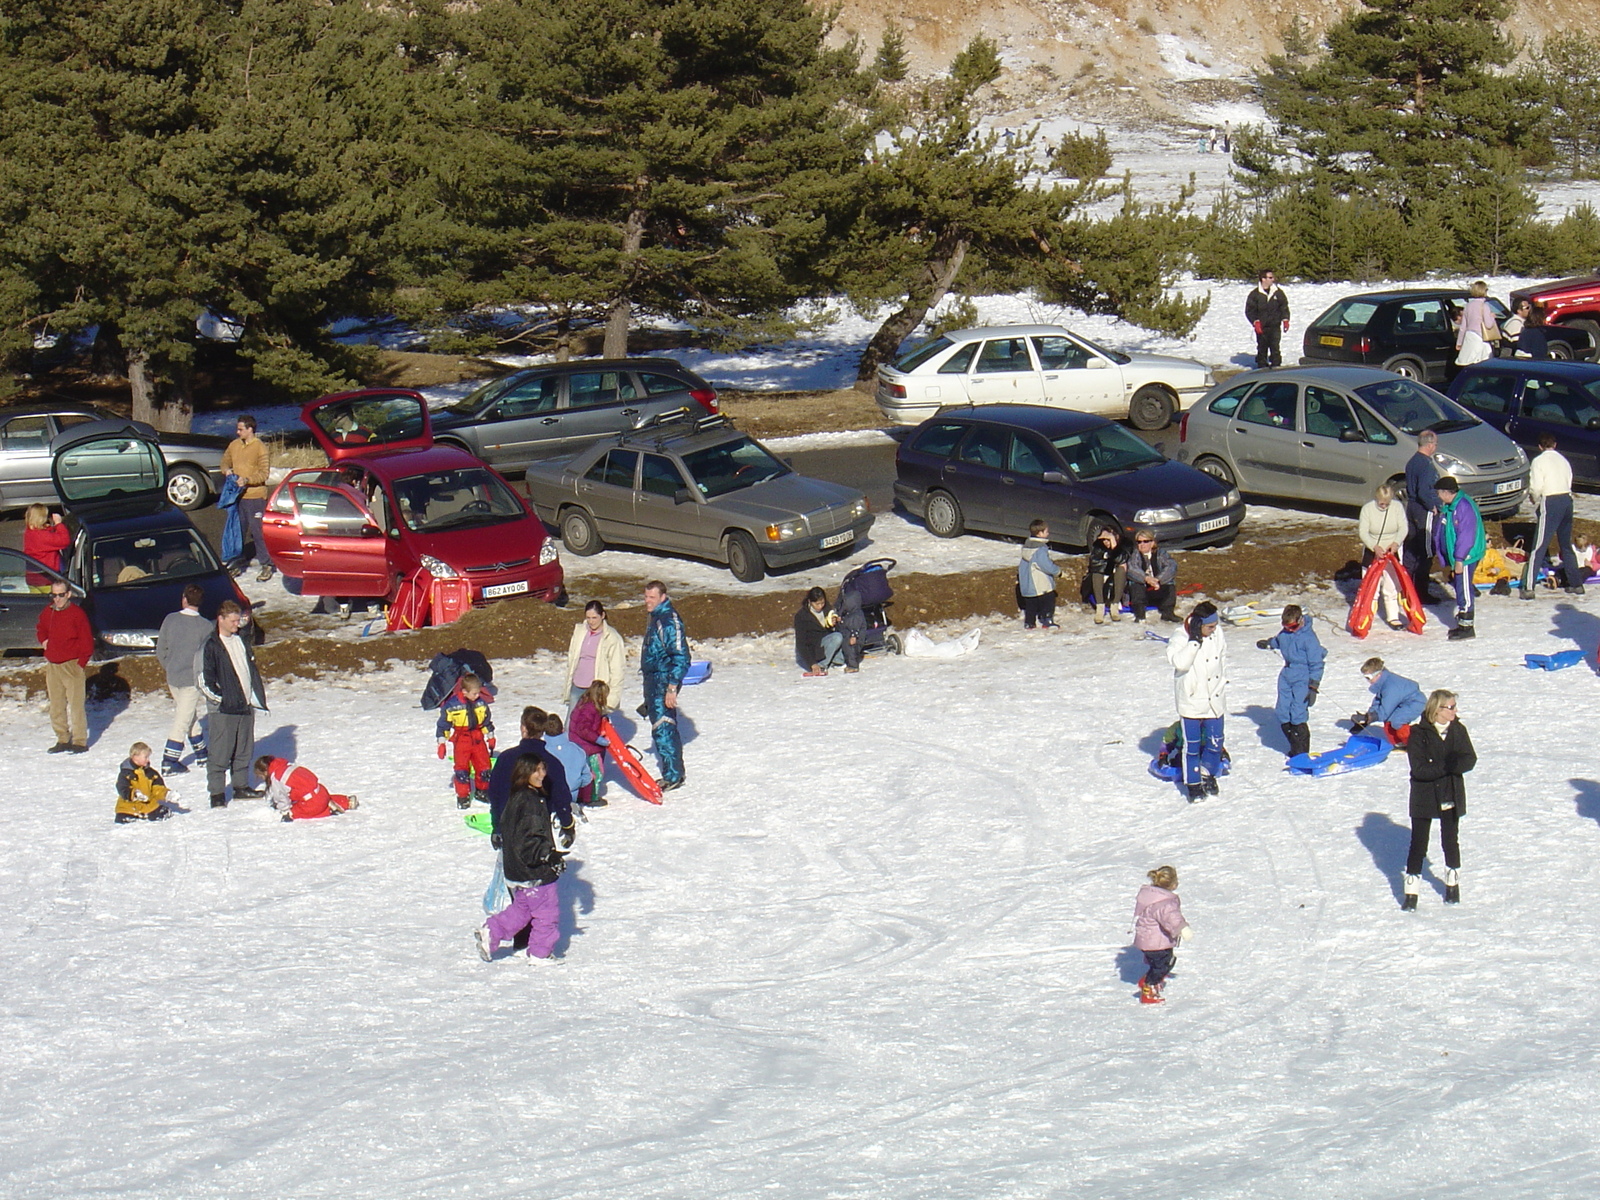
[1166, 600, 1228, 802]
[1358, 483, 1410, 629]
[564, 601, 626, 711]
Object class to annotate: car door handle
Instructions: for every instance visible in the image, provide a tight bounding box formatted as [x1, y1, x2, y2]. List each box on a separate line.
[1000, 476, 1016, 485]
[1233, 427, 1248, 434]
[1044, 374, 1059, 380]
[620, 408, 638, 416]
[303, 542, 324, 551]
[1301, 441, 1315, 449]
[541, 417, 560, 424]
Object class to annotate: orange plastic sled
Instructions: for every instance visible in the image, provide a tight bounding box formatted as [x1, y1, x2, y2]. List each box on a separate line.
[599, 717, 663, 805]
[1347, 551, 1426, 638]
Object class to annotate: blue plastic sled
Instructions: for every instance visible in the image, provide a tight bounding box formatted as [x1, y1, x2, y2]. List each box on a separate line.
[683, 660, 713, 686]
[1287, 734, 1392, 777]
[1524, 649, 1587, 671]
[1148, 755, 1232, 783]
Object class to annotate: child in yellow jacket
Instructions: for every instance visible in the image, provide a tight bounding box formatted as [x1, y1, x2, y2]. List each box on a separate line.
[115, 742, 174, 824]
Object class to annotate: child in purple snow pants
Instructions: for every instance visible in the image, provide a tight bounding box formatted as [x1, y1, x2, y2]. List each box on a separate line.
[485, 880, 560, 959]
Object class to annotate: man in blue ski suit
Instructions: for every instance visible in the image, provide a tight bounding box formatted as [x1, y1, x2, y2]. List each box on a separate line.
[1257, 604, 1325, 759]
[641, 580, 690, 790]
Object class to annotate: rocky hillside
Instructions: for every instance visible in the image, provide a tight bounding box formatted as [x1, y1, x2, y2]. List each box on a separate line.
[831, 0, 1590, 125]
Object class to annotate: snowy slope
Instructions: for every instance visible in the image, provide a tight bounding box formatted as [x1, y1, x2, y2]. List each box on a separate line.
[4, 586, 1600, 1197]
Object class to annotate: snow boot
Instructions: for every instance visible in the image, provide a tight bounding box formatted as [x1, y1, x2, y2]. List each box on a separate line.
[474, 926, 494, 962]
[1202, 773, 1219, 796]
[1185, 782, 1206, 803]
[210, 793, 228, 809]
[1093, 609, 1105, 625]
[1401, 874, 1420, 911]
[456, 794, 472, 810]
[1294, 724, 1312, 758]
[1444, 868, 1460, 905]
[1447, 613, 1476, 641]
[1138, 977, 1164, 1004]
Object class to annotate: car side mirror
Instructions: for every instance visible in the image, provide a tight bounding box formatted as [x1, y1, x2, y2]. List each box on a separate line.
[1041, 470, 1070, 484]
[674, 487, 695, 505]
[1085, 358, 1109, 371]
[360, 523, 382, 538]
[1339, 428, 1364, 442]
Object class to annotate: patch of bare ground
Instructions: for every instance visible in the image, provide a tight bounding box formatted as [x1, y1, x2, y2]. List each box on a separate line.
[717, 388, 886, 440]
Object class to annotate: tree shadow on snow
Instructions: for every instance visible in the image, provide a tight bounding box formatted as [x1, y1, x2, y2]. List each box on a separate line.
[1115, 944, 1146, 985]
[1356, 811, 1411, 903]
[556, 857, 595, 955]
[251, 724, 299, 763]
[1549, 604, 1600, 675]
[1571, 779, 1600, 827]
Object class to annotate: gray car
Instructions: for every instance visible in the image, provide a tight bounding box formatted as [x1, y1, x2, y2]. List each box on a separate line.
[1174, 367, 1528, 514]
[523, 412, 873, 582]
[0, 403, 226, 511]
[429, 357, 720, 471]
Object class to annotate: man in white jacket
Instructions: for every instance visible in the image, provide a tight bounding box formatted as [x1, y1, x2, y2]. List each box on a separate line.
[1166, 600, 1228, 802]
[1522, 432, 1584, 598]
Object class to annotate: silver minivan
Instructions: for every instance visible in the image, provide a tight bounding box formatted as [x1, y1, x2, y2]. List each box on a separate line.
[1174, 367, 1528, 514]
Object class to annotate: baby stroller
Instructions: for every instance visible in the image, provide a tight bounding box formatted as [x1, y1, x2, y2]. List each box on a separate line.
[839, 558, 903, 657]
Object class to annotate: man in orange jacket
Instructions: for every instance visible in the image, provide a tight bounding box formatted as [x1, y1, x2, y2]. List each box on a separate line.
[36, 582, 93, 752]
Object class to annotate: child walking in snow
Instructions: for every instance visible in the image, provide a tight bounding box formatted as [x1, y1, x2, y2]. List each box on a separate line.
[1256, 604, 1326, 759]
[254, 755, 358, 821]
[437, 672, 496, 809]
[1017, 519, 1061, 630]
[115, 742, 176, 824]
[1133, 865, 1191, 1004]
[567, 680, 610, 808]
[475, 754, 567, 964]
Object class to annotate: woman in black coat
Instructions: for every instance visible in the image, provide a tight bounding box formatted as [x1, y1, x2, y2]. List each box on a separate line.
[1086, 525, 1131, 624]
[794, 586, 848, 676]
[1402, 689, 1477, 910]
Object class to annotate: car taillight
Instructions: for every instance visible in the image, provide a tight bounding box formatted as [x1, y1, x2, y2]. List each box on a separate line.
[884, 382, 907, 399]
[690, 388, 718, 414]
[1178, 411, 1190, 443]
[1357, 336, 1371, 355]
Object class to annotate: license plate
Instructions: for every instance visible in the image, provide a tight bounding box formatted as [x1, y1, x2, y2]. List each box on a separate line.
[1494, 480, 1521, 494]
[1319, 335, 1342, 347]
[1197, 515, 1230, 533]
[819, 530, 855, 549]
[482, 580, 529, 598]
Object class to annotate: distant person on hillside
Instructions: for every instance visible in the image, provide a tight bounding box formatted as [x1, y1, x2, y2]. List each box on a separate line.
[1245, 270, 1290, 368]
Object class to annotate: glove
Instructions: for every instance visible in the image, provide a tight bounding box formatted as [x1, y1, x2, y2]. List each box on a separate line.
[1186, 616, 1202, 642]
[597, 735, 610, 748]
[437, 740, 448, 760]
[1282, 319, 1290, 332]
[1179, 926, 1194, 943]
[1306, 683, 1319, 707]
[490, 833, 502, 850]
[558, 821, 576, 851]
[1252, 319, 1263, 334]
[1255, 638, 1270, 650]
[1350, 711, 1370, 731]
[487, 736, 496, 752]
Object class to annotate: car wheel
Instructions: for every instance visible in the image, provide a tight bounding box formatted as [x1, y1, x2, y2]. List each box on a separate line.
[725, 530, 765, 582]
[1386, 474, 1409, 504]
[1548, 339, 1574, 362]
[924, 490, 965, 538]
[1129, 385, 1174, 431]
[165, 466, 209, 511]
[559, 508, 604, 557]
[1194, 456, 1236, 487]
[885, 632, 903, 656]
[1384, 356, 1425, 381]
[1563, 318, 1600, 360]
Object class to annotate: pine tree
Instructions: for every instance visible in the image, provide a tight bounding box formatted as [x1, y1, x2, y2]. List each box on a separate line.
[1537, 33, 1600, 179]
[873, 23, 909, 83]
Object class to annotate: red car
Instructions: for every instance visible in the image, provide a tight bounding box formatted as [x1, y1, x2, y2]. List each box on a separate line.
[1510, 272, 1600, 356]
[261, 389, 565, 608]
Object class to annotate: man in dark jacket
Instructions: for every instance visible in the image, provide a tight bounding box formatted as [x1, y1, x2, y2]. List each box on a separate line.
[1403, 430, 1442, 601]
[487, 707, 574, 834]
[1244, 270, 1291, 368]
[196, 600, 267, 806]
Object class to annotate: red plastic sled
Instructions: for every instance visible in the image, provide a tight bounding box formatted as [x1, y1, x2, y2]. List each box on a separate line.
[1347, 551, 1426, 638]
[599, 717, 663, 805]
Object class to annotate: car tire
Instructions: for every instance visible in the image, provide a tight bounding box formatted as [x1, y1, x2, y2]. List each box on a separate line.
[725, 530, 765, 582]
[885, 632, 903, 656]
[1386, 474, 1409, 504]
[1129, 385, 1174, 431]
[1383, 356, 1426, 381]
[1563, 318, 1600, 360]
[924, 490, 965, 538]
[559, 508, 604, 557]
[1194, 456, 1236, 487]
[1548, 339, 1574, 362]
[1082, 514, 1118, 551]
[165, 465, 209, 511]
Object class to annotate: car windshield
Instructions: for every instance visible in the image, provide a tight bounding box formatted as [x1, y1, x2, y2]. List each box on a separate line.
[1313, 299, 1381, 330]
[392, 467, 526, 533]
[892, 337, 954, 373]
[1353, 378, 1478, 435]
[681, 436, 789, 499]
[1065, 330, 1131, 366]
[445, 376, 517, 417]
[91, 529, 221, 590]
[1050, 424, 1165, 479]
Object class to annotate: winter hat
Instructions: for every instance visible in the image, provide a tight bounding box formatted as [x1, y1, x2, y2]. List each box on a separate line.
[1435, 476, 1460, 494]
[1191, 600, 1220, 627]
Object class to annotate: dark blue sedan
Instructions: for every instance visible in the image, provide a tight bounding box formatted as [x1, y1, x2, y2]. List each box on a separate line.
[1447, 360, 1600, 483]
[893, 405, 1244, 548]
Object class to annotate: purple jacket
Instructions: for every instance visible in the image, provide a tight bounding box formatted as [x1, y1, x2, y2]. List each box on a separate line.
[568, 699, 605, 758]
[1133, 885, 1189, 951]
[1432, 494, 1484, 567]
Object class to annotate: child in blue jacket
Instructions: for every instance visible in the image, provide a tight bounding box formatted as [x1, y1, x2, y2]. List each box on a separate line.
[1351, 656, 1426, 746]
[1257, 604, 1325, 758]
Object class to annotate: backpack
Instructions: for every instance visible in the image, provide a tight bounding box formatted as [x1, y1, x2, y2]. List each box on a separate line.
[421, 648, 496, 710]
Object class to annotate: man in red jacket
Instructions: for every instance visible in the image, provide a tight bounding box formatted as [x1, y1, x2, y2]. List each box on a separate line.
[36, 583, 93, 752]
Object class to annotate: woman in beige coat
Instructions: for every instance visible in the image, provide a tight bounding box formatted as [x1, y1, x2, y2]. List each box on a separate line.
[1358, 483, 1410, 629]
[564, 601, 626, 710]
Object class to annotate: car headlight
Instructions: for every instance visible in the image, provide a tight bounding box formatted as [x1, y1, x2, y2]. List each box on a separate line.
[1202, 370, 1216, 387]
[849, 498, 869, 519]
[104, 631, 157, 648]
[1432, 451, 1477, 477]
[1135, 507, 1183, 525]
[1513, 444, 1528, 466]
[765, 519, 806, 542]
[420, 554, 459, 579]
[538, 539, 559, 566]
[1224, 488, 1241, 507]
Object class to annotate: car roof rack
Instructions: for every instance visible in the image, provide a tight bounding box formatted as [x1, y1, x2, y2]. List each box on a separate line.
[621, 407, 735, 447]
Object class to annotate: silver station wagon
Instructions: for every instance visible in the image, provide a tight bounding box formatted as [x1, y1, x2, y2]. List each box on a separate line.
[1174, 366, 1528, 514]
[523, 412, 873, 582]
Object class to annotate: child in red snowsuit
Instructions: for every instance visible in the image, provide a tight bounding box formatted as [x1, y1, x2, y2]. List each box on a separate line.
[438, 673, 496, 808]
[254, 755, 358, 821]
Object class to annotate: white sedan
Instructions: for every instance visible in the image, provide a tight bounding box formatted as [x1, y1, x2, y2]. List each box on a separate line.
[874, 324, 1215, 431]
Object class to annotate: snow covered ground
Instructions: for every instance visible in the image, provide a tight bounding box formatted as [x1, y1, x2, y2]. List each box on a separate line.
[5, 583, 1600, 1198]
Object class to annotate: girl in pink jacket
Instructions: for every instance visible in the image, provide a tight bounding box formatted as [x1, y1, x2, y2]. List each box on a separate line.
[1133, 865, 1192, 1004]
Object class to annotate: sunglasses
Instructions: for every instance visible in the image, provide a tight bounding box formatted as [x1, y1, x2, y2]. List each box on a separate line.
[1136, 538, 1154, 545]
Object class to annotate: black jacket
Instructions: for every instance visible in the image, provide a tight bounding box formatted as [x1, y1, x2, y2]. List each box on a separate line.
[1245, 286, 1291, 327]
[500, 784, 564, 886]
[1407, 719, 1477, 819]
[1088, 538, 1130, 577]
[196, 631, 267, 716]
[794, 602, 839, 668]
[488, 740, 573, 830]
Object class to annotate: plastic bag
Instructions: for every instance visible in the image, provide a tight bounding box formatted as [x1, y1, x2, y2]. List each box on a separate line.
[483, 849, 509, 916]
[901, 628, 982, 658]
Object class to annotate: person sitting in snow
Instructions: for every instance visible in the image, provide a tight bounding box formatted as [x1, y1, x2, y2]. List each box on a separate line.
[1256, 604, 1326, 759]
[115, 741, 176, 824]
[437, 672, 496, 810]
[254, 755, 358, 822]
[1350, 657, 1426, 747]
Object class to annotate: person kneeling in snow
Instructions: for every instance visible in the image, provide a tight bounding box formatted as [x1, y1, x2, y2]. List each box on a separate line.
[1350, 657, 1425, 747]
[1256, 604, 1325, 759]
[254, 755, 358, 821]
[115, 742, 177, 824]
